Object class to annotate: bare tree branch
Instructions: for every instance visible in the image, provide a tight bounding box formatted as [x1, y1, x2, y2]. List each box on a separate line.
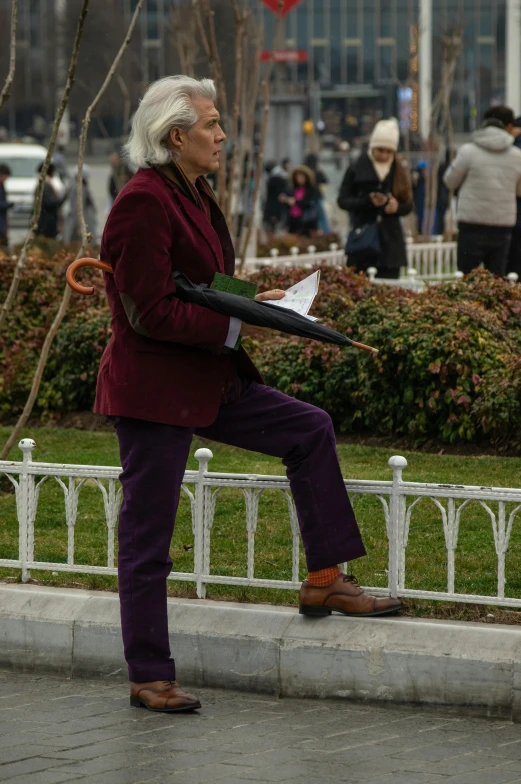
[238, 0, 284, 272]
[0, 0, 19, 113]
[0, 0, 90, 333]
[0, 0, 146, 461]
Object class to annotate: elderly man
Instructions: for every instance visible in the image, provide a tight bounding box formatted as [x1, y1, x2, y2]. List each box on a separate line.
[95, 75, 400, 714]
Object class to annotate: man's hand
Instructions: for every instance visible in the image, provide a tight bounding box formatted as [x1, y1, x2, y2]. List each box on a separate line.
[254, 289, 286, 302]
[240, 290, 286, 338]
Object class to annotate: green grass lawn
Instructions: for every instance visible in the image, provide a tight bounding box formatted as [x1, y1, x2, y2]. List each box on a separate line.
[2, 426, 521, 621]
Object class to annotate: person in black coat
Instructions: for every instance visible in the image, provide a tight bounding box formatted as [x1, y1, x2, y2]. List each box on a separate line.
[280, 164, 321, 236]
[0, 164, 14, 248]
[263, 158, 290, 234]
[338, 118, 413, 279]
[35, 163, 66, 239]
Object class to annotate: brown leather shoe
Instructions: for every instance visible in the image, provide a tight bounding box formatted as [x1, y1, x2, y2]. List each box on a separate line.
[130, 679, 201, 713]
[299, 574, 402, 618]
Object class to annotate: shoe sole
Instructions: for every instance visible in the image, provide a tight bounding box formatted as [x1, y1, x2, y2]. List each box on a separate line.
[299, 604, 402, 618]
[130, 696, 202, 712]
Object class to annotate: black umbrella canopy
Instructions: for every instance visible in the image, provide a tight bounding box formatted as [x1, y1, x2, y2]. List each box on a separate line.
[65, 259, 377, 353]
[173, 273, 377, 353]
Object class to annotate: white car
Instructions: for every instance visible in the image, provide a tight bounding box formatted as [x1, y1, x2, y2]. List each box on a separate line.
[0, 143, 66, 226]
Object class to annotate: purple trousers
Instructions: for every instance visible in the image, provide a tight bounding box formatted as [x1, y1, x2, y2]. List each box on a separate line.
[114, 381, 366, 683]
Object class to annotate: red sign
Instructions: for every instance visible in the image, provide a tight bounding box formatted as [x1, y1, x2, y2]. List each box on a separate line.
[261, 49, 308, 63]
[260, 0, 304, 16]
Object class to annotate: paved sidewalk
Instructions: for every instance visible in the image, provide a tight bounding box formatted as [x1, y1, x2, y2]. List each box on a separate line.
[1, 670, 521, 784]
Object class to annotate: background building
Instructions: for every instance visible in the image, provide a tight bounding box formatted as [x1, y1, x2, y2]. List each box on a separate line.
[0, 0, 519, 146]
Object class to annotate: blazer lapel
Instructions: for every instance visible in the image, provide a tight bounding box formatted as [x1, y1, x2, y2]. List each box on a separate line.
[156, 167, 225, 273]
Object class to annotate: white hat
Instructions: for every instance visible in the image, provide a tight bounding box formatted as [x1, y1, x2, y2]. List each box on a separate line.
[369, 118, 400, 152]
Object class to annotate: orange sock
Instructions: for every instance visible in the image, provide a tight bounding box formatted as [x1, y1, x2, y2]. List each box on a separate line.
[307, 565, 341, 587]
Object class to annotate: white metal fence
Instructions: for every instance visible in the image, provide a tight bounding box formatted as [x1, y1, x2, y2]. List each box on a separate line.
[2, 438, 521, 609]
[245, 239, 459, 282]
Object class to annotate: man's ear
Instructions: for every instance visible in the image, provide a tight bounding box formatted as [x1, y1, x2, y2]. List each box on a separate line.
[169, 126, 183, 150]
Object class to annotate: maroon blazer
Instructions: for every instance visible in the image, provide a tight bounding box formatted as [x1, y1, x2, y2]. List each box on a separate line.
[94, 167, 261, 427]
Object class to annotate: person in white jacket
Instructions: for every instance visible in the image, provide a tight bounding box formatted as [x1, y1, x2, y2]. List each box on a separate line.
[444, 106, 521, 276]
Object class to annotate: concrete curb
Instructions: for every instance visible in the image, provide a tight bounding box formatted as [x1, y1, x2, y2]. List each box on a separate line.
[1, 583, 520, 720]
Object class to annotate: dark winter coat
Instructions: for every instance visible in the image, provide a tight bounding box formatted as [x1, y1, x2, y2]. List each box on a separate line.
[285, 182, 322, 234]
[263, 168, 289, 225]
[36, 181, 66, 239]
[515, 134, 521, 231]
[338, 153, 413, 270]
[0, 181, 13, 236]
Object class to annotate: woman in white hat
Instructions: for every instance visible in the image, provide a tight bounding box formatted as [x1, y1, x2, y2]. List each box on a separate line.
[337, 118, 413, 278]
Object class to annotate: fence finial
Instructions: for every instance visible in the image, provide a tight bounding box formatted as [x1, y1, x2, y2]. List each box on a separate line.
[194, 447, 213, 473]
[18, 438, 35, 463]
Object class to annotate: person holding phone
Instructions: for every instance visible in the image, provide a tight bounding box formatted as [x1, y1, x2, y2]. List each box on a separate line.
[337, 118, 413, 279]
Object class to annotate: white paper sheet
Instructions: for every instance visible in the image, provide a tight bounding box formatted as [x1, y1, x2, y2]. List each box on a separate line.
[265, 270, 320, 320]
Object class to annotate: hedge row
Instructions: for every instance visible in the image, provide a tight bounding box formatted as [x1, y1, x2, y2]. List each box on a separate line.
[1, 251, 521, 447]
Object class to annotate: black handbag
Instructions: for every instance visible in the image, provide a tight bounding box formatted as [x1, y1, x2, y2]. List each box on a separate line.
[345, 215, 382, 258]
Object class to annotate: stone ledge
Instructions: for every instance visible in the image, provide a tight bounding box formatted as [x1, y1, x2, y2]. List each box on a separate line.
[0, 582, 520, 720]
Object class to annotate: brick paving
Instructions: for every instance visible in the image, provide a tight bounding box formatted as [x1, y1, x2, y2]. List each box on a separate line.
[1, 669, 521, 783]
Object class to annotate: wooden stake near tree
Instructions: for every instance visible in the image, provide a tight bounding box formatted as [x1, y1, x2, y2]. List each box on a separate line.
[0, 0, 146, 461]
[0, 0, 90, 333]
[421, 27, 463, 238]
[0, 0, 19, 113]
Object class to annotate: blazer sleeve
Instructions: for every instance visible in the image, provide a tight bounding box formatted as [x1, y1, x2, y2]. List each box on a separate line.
[337, 166, 374, 213]
[105, 189, 231, 352]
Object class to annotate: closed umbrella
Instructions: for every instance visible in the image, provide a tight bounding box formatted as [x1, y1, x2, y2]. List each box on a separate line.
[66, 258, 378, 353]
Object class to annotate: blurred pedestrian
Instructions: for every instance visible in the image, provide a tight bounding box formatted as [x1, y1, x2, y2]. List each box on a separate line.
[108, 151, 132, 205]
[280, 165, 321, 236]
[0, 164, 14, 248]
[304, 153, 331, 233]
[338, 118, 413, 279]
[413, 151, 451, 236]
[64, 165, 98, 243]
[35, 162, 66, 239]
[52, 145, 70, 184]
[263, 158, 290, 234]
[444, 106, 521, 277]
[507, 116, 521, 277]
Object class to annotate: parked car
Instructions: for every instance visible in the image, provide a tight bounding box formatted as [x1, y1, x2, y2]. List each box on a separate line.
[0, 143, 65, 226]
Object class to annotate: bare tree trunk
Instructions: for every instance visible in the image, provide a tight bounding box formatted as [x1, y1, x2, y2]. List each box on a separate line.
[225, 2, 248, 223]
[231, 18, 262, 241]
[0, 0, 19, 113]
[169, 7, 198, 77]
[238, 0, 284, 272]
[0, 0, 90, 333]
[0, 0, 145, 461]
[199, 0, 229, 208]
[422, 28, 463, 238]
[116, 73, 132, 139]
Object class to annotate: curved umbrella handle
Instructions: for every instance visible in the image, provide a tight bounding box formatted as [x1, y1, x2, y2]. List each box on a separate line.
[66, 258, 113, 296]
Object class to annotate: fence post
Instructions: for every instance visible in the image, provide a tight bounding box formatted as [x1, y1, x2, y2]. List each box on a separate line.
[387, 455, 407, 598]
[18, 438, 36, 583]
[194, 447, 213, 599]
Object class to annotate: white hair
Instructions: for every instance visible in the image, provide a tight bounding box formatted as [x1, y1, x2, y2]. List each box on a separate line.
[123, 75, 217, 169]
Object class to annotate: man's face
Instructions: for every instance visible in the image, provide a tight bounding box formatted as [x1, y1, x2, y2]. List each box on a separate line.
[170, 96, 226, 177]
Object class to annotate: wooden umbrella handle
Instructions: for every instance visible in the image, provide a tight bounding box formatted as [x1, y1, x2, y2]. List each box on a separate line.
[66, 258, 113, 295]
[351, 340, 379, 354]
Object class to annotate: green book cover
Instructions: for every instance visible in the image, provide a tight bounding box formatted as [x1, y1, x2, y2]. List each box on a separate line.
[210, 273, 258, 350]
[210, 273, 258, 299]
